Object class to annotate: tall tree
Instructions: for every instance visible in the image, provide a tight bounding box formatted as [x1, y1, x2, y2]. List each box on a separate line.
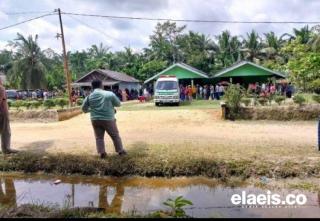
[216, 30, 241, 68]
[8, 33, 46, 89]
[241, 30, 263, 62]
[293, 25, 312, 44]
[149, 21, 186, 63]
[178, 31, 218, 73]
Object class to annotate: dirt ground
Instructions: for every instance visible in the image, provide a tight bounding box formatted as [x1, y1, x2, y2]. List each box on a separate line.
[10, 103, 319, 162]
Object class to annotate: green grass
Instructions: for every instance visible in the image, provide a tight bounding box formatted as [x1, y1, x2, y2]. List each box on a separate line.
[119, 99, 221, 111]
[299, 93, 319, 104]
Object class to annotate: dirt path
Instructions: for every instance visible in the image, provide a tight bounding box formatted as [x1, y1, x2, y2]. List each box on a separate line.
[11, 109, 318, 160]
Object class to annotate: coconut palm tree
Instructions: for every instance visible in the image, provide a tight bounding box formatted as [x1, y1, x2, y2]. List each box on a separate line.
[241, 30, 263, 62]
[293, 25, 312, 44]
[8, 33, 46, 89]
[308, 25, 320, 52]
[216, 30, 241, 67]
[88, 43, 110, 59]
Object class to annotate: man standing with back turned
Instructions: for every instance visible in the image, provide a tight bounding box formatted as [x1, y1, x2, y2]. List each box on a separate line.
[0, 79, 18, 155]
[82, 79, 127, 159]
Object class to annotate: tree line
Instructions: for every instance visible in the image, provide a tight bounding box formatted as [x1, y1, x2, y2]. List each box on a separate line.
[0, 22, 319, 92]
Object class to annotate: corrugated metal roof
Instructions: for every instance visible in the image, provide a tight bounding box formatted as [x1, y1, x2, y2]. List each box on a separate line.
[76, 69, 140, 83]
[71, 81, 120, 87]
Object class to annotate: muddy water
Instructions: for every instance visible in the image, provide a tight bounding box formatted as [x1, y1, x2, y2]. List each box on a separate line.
[1, 174, 320, 218]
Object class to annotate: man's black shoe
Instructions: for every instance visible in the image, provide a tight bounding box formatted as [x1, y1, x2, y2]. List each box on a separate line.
[3, 149, 19, 155]
[100, 153, 107, 159]
[118, 150, 127, 156]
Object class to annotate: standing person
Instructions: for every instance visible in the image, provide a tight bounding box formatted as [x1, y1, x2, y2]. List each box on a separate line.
[218, 84, 224, 97]
[0, 79, 18, 154]
[210, 85, 214, 100]
[43, 90, 48, 101]
[199, 85, 203, 99]
[206, 85, 211, 100]
[188, 85, 193, 102]
[215, 84, 220, 100]
[122, 89, 128, 102]
[203, 85, 207, 100]
[192, 84, 197, 99]
[32, 90, 37, 99]
[82, 79, 127, 158]
[196, 84, 200, 99]
[184, 86, 188, 101]
[180, 85, 185, 101]
[286, 82, 293, 98]
[143, 88, 149, 101]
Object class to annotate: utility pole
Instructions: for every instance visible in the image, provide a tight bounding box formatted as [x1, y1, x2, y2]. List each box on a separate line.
[55, 8, 72, 106]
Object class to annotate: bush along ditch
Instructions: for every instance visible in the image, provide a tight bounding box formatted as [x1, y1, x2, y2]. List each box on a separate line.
[8, 97, 82, 110]
[223, 84, 245, 120]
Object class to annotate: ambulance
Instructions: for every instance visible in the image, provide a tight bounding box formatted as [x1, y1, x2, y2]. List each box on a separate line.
[154, 75, 180, 106]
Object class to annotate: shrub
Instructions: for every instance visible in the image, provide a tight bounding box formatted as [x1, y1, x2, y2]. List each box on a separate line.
[43, 99, 56, 109]
[25, 101, 33, 109]
[223, 84, 245, 119]
[312, 94, 320, 103]
[267, 93, 275, 105]
[258, 97, 268, 106]
[274, 96, 286, 105]
[293, 94, 306, 106]
[13, 100, 26, 110]
[310, 79, 320, 94]
[7, 99, 13, 108]
[241, 97, 251, 107]
[30, 100, 42, 109]
[54, 98, 68, 109]
[76, 98, 84, 106]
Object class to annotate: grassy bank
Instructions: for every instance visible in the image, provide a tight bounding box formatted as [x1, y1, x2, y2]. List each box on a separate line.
[1, 148, 320, 180]
[0, 204, 167, 218]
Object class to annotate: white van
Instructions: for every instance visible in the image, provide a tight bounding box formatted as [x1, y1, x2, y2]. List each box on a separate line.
[154, 75, 180, 106]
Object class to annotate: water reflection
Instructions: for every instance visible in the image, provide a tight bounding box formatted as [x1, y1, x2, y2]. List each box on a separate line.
[98, 183, 124, 214]
[1, 174, 320, 218]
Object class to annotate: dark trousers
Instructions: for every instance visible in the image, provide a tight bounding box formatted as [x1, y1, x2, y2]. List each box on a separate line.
[0, 113, 11, 153]
[91, 119, 124, 154]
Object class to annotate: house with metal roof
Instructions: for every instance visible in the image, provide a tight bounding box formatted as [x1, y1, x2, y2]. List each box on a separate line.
[144, 63, 209, 86]
[213, 61, 286, 85]
[73, 69, 140, 90]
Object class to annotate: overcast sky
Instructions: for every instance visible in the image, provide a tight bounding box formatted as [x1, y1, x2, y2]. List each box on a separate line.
[1, 0, 319, 53]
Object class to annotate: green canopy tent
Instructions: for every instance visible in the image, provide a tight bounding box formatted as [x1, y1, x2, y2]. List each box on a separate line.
[213, 61, 286, 86]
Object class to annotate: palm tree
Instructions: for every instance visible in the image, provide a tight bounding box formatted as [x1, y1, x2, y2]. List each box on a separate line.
[308, 25, 320, 52]
[88, 43, 110, 59]
[8, 33, 46, 89]
[87, 43, 112, 70]
[293, 25, 312, 44]
[241, 30, 263, 62]
[216, 30, 241, 67]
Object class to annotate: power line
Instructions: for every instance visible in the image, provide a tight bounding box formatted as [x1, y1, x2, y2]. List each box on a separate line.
[62, 11, 320, 24]
[3, 10, 54, 15]
[0, 13, 56, 31]
[66, 14, 127, 45]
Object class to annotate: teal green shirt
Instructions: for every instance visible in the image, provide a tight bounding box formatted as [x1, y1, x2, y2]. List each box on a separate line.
[81, 89, 121, 120]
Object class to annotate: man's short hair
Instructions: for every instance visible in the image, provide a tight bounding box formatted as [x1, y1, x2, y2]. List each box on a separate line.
[92, 79, 102, 89]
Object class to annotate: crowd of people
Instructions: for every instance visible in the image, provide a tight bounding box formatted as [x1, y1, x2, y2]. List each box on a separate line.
[248, 82, 295, 98]
[69, 80, 295, 105]
[179, 84, 226, 101]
